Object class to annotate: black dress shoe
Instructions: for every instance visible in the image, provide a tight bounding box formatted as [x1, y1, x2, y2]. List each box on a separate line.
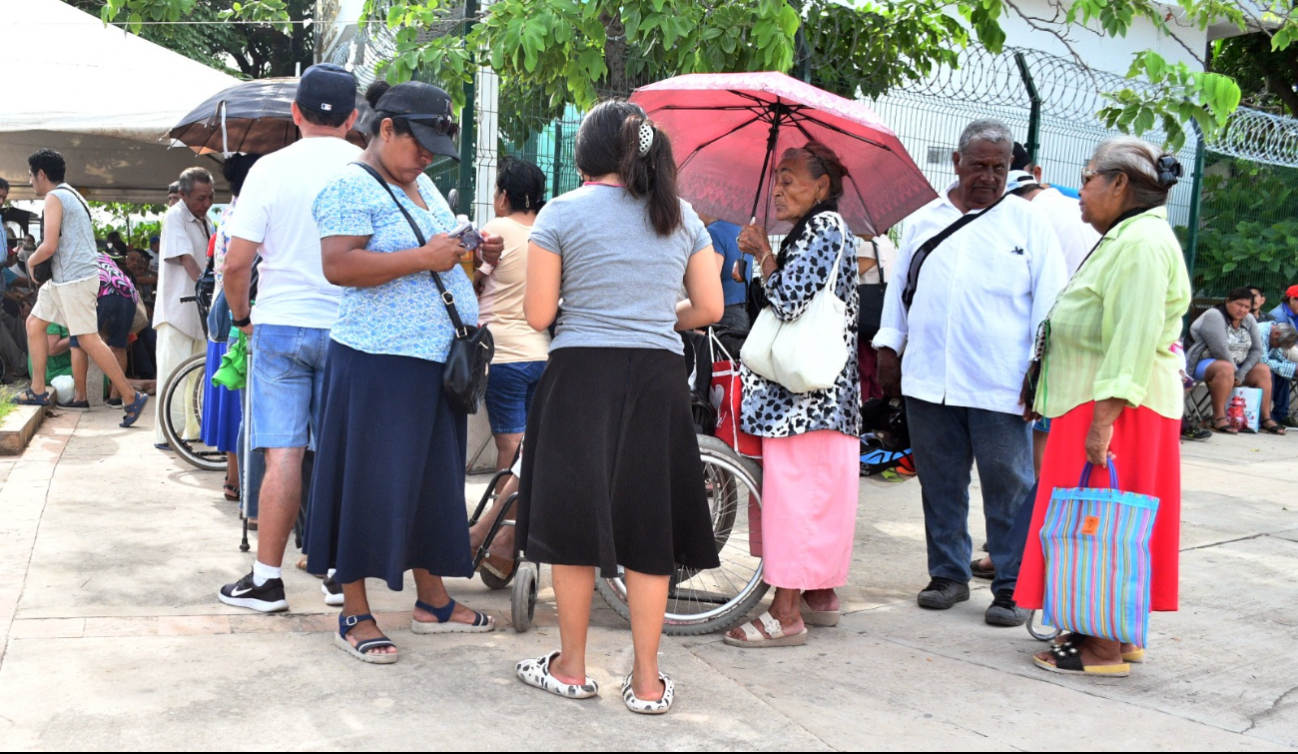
[917, 577, 971, 610]
[970, 559, 995, 580]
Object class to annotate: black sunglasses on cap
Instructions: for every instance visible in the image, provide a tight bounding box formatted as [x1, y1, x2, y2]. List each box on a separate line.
[397, 113, 459, 139]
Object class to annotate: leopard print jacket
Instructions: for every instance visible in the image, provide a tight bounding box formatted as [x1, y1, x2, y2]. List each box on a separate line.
[740, 210, 862, 439]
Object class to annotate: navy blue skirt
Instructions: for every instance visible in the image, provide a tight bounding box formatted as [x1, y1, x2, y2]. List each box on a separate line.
[305, 342, 473, 589]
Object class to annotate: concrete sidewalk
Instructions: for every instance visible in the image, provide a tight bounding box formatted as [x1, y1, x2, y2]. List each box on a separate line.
[0, 409, 1296, 750]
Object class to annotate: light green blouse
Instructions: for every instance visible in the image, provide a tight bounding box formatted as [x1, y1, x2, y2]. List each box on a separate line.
[1035, 207, 1191, 420]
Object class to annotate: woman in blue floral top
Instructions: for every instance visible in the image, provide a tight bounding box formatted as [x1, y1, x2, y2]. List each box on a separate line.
[305, 81, 505, 664]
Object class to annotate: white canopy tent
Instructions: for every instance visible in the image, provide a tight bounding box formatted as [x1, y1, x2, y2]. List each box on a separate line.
[0, 0, 240, 203]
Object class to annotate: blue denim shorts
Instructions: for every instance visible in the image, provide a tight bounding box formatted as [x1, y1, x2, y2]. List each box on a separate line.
[484, 360, 546, 435]
[249, 324, 332, 451]
[1033, 417, 1052, 433]
[69, 294, 136, 350]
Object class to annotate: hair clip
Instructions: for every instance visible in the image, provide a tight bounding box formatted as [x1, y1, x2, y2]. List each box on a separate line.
[1156, 155, 1183, 187]
[638, 120, 654, 157]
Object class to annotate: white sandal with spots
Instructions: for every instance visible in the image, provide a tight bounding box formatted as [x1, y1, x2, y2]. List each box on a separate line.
[621, 672, 674, 715]
[515, 650, 599, 699]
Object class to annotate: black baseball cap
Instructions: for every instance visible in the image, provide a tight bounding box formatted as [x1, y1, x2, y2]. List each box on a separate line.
[296, 63, 358, 116]
[375, 82, 461, 162]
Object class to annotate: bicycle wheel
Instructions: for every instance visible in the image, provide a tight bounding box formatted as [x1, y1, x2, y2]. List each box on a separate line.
[161, 353, 227, 472]
[596, 435, 768, 636]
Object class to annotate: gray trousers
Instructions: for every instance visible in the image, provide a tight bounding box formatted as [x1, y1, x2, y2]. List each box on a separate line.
[0, 310, 27, 378]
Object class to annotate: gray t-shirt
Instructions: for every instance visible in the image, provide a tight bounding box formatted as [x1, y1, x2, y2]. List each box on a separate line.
[49, 185, 98, 284]
[529, 185, 711, 354]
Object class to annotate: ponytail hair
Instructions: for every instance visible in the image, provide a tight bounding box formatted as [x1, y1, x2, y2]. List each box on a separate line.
[575, 99, 681, 236]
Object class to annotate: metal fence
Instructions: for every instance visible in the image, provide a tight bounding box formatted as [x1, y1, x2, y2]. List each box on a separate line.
[337, 20, 1298, 308]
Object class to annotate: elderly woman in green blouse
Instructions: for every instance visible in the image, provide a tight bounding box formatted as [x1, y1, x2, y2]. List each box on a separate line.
[1014, 136, 1191, 678]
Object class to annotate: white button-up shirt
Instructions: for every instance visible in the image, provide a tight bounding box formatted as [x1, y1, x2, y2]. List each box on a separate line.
[873, 183, 1067, 415]
[154, 200, 210, 341]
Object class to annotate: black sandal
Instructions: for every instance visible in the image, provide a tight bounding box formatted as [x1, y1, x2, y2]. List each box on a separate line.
[1212, 417, 1238, 434]
[12, 388, 51, 406]
[1033, 643, 1130, 677]
[1262, 420, 1287, 435]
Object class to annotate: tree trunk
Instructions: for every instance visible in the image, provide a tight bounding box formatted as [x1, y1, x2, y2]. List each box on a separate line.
[1266, 72, 1298, 117]
[600, 11, 628, 96]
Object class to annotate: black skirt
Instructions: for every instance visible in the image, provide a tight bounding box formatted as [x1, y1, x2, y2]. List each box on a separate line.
[517, 347, 721, 578]
[305, 342, 473, 590]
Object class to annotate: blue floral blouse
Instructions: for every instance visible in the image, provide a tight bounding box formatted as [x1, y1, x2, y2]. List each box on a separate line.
[313, 167, 477, 363]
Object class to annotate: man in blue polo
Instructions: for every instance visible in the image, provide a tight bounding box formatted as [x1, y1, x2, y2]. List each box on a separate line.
[699, 213, 750, 331]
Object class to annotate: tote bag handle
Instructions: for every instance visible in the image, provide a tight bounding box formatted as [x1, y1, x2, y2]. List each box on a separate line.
[1076, 461, 1120, 490]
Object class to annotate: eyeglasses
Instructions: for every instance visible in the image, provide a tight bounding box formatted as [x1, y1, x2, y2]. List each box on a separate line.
[397, 113, 459, 139]
[1080, 168, 1118, 186]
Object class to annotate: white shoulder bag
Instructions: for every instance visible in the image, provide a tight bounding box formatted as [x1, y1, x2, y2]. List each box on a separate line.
[741, 215, 851, 393]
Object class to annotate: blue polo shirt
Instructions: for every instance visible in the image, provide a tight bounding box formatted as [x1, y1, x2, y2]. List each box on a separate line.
[707, 220, 749, 306]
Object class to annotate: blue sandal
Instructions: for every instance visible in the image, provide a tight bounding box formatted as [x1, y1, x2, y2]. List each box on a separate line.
[12, 389, 51, 406]
[333, 613, 398, 664]
[119, 391, 149, 428]
[411, 598, 495, 634]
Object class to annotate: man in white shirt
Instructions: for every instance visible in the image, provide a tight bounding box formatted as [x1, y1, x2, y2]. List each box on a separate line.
[1009, 143, 1101, 276]
[217, 63, 362, 613]
[873, 119, 1067, 627]
[153, 167, 213, 447]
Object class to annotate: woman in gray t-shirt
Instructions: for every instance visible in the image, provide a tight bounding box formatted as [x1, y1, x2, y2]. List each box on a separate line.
[512, 101, 724, 714]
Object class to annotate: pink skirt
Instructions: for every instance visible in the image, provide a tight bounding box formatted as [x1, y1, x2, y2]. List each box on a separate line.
[756, 430, 860, 590]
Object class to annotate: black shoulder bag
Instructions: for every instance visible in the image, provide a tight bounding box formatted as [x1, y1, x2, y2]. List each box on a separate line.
[900, 192, 1010, 311]
[34, 187, 94, 285]
[352, 162, 495, 414]
[857, 238, 887, 341]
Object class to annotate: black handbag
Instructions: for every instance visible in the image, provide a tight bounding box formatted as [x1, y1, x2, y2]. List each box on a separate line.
[352, 162, 495, 414]
[857, 238, 887, 342]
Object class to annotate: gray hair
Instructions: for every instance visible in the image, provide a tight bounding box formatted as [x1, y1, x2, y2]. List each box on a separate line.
[957, 119, 1014, 155]
[177, 167, 213, 195]
[1273, 322, 1298, 350]
[1089, 136, 1171, 208]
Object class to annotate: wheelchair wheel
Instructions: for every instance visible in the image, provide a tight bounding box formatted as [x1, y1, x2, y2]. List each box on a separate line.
[595, 435, 768, 636]
[1026, 610, 1062, 642]
[512, 561, 538, 633]
[161, 353, 226, 472]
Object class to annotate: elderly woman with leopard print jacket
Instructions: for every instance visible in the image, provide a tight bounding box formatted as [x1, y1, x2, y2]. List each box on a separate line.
[730, 141, 861, 649]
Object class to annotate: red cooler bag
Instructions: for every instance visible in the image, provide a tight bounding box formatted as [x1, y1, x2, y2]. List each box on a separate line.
[709, 334, 763, 459]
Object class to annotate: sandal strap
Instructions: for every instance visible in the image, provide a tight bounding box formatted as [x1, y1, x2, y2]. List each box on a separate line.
[338, 612, 377, 637]
[758, 612, 785, 639]
[352, 637, 396, 654]
[1051, 644, 1085, 671]
[415, 599, 456, 623]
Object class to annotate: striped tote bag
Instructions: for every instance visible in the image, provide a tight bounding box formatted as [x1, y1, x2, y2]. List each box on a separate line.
[1040, 461, 1160, 647]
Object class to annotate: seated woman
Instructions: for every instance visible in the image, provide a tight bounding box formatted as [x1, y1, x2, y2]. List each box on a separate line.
[1257, 320, 1298, 427]
[1186, 287, 1284, 434]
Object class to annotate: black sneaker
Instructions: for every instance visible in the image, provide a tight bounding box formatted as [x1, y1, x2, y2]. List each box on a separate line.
[218, 572, 288, 613]
[917, 577, 970, 610]
[985, 588, 1029, 627]
[106, 397, 123, 407]
[321, 572, 344, 606]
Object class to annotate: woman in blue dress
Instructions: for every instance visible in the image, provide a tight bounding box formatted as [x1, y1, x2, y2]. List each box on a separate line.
[305, 80, 505, 663]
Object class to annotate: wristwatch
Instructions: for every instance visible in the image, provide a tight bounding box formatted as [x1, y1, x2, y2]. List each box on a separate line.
[232, 315, 252, 328]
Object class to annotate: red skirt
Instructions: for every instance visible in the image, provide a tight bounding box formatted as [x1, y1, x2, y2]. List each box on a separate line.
[1014, 401, 1181, 612]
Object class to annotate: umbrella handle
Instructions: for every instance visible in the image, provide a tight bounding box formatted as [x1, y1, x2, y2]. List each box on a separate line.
[220, 101, 229, 157]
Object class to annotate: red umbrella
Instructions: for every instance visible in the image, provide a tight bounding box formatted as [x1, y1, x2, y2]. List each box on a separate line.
[630, 72, 936, 236]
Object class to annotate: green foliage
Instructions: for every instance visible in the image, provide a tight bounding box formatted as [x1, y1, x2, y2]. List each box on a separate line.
[88, 201, 165, 249]
[1183, 157, 1298, 298]
[89, 0, 313, 79]
[1099, 51, 1241, 151]
[1213, 31, 1298, 117]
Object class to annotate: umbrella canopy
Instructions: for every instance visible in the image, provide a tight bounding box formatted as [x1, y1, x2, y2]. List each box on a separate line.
[631, 72, 937, 237]
[170, 78, 371, 156]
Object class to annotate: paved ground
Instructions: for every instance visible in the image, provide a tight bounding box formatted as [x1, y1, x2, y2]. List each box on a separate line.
[1, 408, 1296, 751]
